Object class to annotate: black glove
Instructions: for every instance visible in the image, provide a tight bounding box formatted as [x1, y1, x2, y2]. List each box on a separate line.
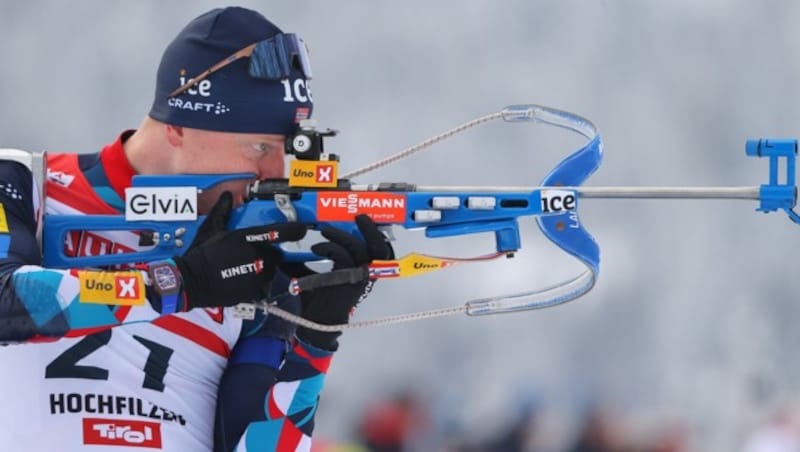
[167, 192, 308, 309]
[285, 214, 393, 351]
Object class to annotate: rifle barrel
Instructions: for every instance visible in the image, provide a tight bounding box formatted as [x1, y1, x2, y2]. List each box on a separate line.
[390, 185, 762, 200]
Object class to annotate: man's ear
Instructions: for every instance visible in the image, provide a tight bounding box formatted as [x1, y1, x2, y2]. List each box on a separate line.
[165, 124, 184, 148]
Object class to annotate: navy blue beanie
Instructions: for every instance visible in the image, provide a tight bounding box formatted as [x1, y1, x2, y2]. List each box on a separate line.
[149, 7, 313, 135]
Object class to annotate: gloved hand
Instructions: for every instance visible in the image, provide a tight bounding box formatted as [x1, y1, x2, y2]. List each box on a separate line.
[159, 192, 308, 309]
[285, 214, 393, 351]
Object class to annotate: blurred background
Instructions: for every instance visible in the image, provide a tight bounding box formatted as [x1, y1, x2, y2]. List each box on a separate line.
[3, 1, 800, 450]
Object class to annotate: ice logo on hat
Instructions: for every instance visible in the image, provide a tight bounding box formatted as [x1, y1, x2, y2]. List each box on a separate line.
[166, 71, 231, 115]
[280, 79, 312, 103]
[178, 71, 213, 97]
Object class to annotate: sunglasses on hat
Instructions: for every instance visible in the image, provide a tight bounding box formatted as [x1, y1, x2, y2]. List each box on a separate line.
[168, 33, 312, 98]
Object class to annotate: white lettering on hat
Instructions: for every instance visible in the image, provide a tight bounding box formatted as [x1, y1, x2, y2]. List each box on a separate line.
[280, 79, 312, 103]
[167, 98, 230, 115]
[178, 76, 212, 97]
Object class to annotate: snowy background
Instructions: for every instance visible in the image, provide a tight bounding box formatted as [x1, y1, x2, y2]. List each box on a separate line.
[3, 1, 800, 450]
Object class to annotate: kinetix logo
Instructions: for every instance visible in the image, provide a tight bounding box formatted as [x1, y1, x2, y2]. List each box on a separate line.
[220, 259, 264, 279]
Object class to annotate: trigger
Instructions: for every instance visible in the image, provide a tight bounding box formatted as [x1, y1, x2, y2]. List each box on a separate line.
[274, 193, 303, 252]
[274, 193, 298, 222]
[378, 225, 396, 242]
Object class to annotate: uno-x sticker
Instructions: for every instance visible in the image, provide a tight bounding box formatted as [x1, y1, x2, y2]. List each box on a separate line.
[317, 192, 406, 222]
[369, 254, 454, 278]
[78, 270, 145, 306]
[288, 160, 338, 188]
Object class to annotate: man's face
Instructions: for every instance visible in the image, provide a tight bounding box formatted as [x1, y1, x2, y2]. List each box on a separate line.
[173, 127, 286, 214]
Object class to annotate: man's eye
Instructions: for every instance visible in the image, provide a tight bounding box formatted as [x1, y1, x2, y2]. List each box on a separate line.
[252, 143, 274, 154]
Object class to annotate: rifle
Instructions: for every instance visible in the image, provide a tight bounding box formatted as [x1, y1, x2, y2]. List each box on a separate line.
[42, 105, 798, 330]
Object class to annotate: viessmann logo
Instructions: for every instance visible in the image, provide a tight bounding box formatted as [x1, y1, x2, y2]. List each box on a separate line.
[124, 187, 197, 221]
[83, 418, 162, 448]
[316, 192, 406, 222]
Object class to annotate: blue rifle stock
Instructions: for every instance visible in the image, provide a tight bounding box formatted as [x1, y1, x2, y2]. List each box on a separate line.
[43, 175, 574, 268]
